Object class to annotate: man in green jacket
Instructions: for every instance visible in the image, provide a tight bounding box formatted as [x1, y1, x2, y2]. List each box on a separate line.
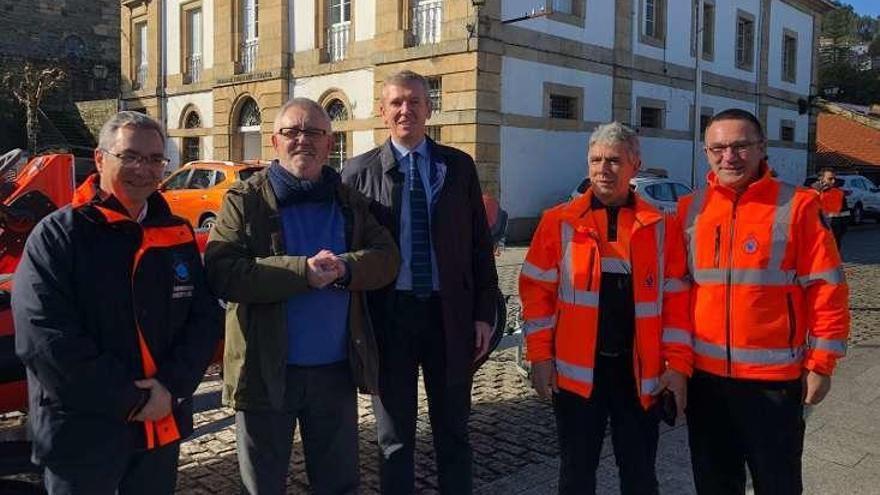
[205, 97, 399, 495]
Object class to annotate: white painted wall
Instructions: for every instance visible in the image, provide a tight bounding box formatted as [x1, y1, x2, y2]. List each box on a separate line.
[766, 106, 807, 143]
[292, 69, 375, 120]
[355, 0, 376, 42]
[767, 0, 813, 95]
[638, 136, 707, 187]
[294, 0, 317, 51]
[353, 130, 376, 155]
[500, 0, 614, 48]
[500, 57, 613, 122]
[500, 127, 589, 218]
[696, 0, 762, 83]
[766, 147, 807, 185]
[165, 92, 216, 169]
[631, 80, 695, 131]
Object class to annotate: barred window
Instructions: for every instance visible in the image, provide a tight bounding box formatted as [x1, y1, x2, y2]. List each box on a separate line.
[549, 94, 576, 120]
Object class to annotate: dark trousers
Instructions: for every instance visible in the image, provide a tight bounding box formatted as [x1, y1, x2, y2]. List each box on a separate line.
[236, 361, 358, 495]
[553, 355, 659, 495]
[374, 292, 473, 495]
[43, 441, 180, 495]
[687, 371, 805, 495]
[831, 218, 847, 251]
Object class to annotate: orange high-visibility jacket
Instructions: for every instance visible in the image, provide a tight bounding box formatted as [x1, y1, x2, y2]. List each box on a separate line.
[678, 168, 850, 380]
[817, 187, 846, 218]
[519, 190, 693, 409]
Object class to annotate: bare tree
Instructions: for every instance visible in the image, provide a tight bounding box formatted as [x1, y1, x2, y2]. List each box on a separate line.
[1, 61, 67, 154]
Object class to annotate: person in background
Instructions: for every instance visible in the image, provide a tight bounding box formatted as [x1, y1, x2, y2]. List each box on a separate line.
[811, 168, 848, 250]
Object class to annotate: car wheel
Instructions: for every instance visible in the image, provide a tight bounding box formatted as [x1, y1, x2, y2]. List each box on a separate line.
[199, 214, 217, 230]
[852, 204, 864, 225]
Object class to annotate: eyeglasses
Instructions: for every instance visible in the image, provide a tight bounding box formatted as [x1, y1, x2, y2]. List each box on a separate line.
[101, 149, 170, 170]
[705, 140, 764, 157]
[275, 127, 328, 140]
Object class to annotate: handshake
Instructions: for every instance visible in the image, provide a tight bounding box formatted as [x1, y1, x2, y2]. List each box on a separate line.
[306, 249, 347, 289]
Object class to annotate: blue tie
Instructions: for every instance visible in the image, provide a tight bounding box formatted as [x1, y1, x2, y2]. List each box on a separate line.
[409, 151, 433, 295]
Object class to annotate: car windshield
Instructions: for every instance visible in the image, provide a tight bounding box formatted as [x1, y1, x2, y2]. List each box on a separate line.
[237, 167, 263, 182]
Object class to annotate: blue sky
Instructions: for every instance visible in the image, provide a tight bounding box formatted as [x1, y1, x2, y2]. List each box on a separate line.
[842, 1, 880, 18]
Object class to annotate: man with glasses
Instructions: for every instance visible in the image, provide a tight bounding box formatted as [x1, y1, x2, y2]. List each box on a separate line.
[678, 108, 850, 494]
[342, 70, 498, 495]
[204, 97, 399, 494]
[13, 111, 222, 494]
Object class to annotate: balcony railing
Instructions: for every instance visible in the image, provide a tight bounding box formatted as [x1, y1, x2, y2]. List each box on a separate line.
[412, 0, 442, 46]
[185, 53, 202, 83]
[327, 22, 350, 62]
[240, 38, 258, 73]
[135, 64, 148, 89]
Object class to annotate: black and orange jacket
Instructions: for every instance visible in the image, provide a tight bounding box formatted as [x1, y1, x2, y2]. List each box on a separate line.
[13, 175, 222, 465]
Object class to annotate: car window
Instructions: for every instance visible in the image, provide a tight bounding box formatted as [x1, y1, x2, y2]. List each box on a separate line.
[671, 183, 692, 199]
[214, 171, 226, 186]
[238, 167, 262, 182]
[189, 169, 213, 189]
[645, 183, 675, 202]
[163, 169, 191, 190]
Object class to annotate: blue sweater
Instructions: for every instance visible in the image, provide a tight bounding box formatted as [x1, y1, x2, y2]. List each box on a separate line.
[279, 200, 350, 365]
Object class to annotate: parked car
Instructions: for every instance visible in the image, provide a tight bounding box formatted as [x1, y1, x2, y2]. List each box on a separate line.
[569, 170, 693, 213]
[160, 160, 266, 229]
[804, 174, 880, 224]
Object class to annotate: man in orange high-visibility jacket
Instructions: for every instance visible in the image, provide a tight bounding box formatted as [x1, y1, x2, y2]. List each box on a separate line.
[520, 122, 692, 495]
[679, 109, 850, 495]
[811, 168, 848, 250]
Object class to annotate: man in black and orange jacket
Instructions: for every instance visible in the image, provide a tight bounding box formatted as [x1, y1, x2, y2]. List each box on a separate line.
[13, 112, 221, 495]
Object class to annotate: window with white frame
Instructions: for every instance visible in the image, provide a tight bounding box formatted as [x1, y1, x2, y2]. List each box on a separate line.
[185, 7, 203, 83]
[240, 0, 258, 73]
[327, 0, 351, 61]
[412, 0, 442, 46]
[134, 21, 148, 89]
[641, 0, 665, 46]
[782, 29, 798, 83]
[736, 11, 755, 71]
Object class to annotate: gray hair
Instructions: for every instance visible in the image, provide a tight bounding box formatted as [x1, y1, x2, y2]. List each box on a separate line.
[382, 70, 430, 98]
[273, 97, 332, 133]
[98, 111, 166, 150]
[588, 121, 640, 160]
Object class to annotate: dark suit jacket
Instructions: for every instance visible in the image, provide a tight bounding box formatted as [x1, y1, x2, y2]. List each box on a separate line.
[342, 138, 498, 385]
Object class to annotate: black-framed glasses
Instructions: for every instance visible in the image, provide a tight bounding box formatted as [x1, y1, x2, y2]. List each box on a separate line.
[705, 140, 764, 157]
[101, 149, 170, 170]
[276, 127, 328, 140]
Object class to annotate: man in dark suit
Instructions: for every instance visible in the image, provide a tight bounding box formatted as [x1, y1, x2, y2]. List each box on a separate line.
[342, 70, 498, 495]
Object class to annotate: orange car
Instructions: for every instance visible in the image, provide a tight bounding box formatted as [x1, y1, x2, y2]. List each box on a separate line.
[160, 160, 266, 229]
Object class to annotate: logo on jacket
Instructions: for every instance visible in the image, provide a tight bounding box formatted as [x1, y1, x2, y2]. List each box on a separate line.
[645, 273, 655, 288]
[742, 235, 759, 254]
[173, 259, 191, 283]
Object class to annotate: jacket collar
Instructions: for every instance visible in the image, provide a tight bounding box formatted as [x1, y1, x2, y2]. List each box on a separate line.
[380, 136, 444, 174]
[73, 173, 172, 225]
[561, 188, 663, 230]
[705, 161, 776, 200]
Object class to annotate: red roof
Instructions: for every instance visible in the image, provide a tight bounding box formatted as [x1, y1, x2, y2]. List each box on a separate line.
[816, 112, 880, 169]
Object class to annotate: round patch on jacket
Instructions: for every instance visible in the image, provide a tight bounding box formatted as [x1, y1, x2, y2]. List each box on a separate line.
[742, 235, 759, 254]
[645, 273, 655, 288]
[173, 258, 191, 283]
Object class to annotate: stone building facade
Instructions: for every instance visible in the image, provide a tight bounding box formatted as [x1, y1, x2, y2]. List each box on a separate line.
[119, 0, 835, 238]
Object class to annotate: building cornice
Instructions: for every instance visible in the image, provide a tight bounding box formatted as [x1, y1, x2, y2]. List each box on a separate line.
[121, 0, 150, 9]
[783, 0, 837, 15]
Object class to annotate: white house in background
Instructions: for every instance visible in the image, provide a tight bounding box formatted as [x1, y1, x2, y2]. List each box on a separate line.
[120, 0, 836, 239]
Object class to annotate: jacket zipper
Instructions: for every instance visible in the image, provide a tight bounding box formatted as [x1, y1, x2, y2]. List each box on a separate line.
[725, 197, 739, 376]
[586, 245, 595, 291]
[786, 293, 796, 357]
[714, 225, 721, 267]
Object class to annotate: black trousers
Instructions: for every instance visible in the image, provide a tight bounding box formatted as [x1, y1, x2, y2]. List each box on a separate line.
[687, 371, 805, 495]
[236, 362, 358, 495]
[553, 355, 659, 495]
[43, 440, 180, 495]
[373, 291, 473, 495]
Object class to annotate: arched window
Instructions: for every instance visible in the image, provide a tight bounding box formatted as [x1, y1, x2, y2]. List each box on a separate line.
[184, 109, 202, 129]
[236, 97, 262, 160]
[238, 98, 261, 127]
[326, 99, 349, 122]
[181, 107, 202, 164]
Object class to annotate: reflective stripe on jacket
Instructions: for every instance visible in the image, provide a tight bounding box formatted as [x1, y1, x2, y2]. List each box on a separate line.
[678, 168, 850, 380]
[519, 190, 692, 409]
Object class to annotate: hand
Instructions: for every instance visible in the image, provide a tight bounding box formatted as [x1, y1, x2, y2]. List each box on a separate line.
[530, 359, 558, 400]
[307, 250, 341, 288]
[473, 321, 493, 362]
[804, 370, 832, 405]
[133, 378, 173, 421]
[654, 368, 687, 419]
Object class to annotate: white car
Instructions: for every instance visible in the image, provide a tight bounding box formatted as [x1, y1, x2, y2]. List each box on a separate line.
[836, 175, 880, 224]
[570, 174, 693, 213]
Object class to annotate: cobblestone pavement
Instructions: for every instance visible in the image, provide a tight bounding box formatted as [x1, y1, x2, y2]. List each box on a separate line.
[175, 226, 880, 494]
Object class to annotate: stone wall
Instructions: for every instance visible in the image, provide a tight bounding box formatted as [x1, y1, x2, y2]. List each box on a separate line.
[75, 99, 119, 142]
[0, 0, 120, 100]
